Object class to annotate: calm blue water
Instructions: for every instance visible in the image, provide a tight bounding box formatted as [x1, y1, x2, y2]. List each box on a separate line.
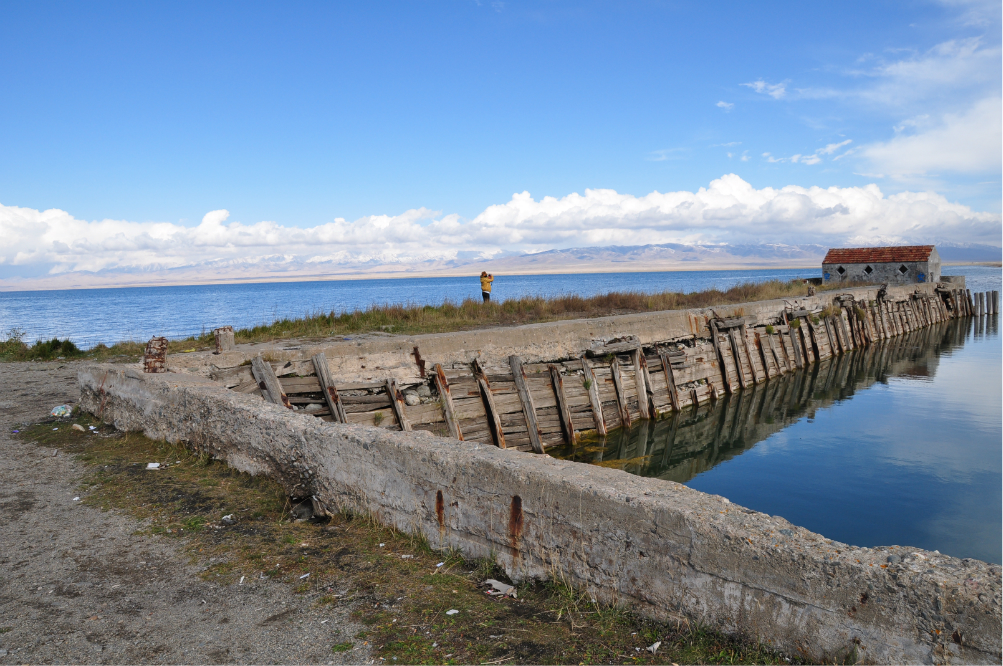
[555, 314, 1002, 563]
[0, 266, 998, 348]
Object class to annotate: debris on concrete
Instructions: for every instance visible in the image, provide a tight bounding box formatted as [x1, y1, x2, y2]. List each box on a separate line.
[484, 579, 516, 598]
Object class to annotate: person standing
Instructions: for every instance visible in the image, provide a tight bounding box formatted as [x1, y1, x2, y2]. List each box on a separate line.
[480, 271, 494, 303]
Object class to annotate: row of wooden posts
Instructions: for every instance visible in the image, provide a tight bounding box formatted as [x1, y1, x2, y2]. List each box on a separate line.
[190, 287, 998, 455]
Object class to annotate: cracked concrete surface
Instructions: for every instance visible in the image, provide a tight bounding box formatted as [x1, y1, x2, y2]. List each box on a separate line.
[0, 361, 370, 664]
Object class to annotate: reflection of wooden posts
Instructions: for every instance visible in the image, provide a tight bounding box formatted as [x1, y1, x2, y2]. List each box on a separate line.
[385, 378, 412, 432]
[473, 360, 506, 448]
[549, 364, 575, 444]
[631, 347, 652, 419]
[213, 326, 235, 354]
[658, 352, 680, 412]
[432, 364, 462, 440]
[251, 355, 292, 408]
[509, 356, 543, 453]
[610, 359, 632, 428]
[710, 320, 734, 394]
[581, 357, 607, 436]
[312, 352, 347, 423]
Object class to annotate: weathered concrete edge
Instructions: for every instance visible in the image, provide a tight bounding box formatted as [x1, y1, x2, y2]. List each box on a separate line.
[77, 364, 1001, 665]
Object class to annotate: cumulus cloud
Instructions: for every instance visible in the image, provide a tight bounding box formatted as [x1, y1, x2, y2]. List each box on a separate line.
[1, 175, 998, 280]
[862, 97, 1002, 178]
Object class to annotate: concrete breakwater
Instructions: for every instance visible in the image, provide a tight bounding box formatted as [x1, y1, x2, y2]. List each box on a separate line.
[78, 281, 1002, 663]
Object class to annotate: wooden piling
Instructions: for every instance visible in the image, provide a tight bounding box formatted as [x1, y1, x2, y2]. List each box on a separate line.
[432, 363, 463, 440]
[311, 353, 347, 423]
[610, 358, 632, 428]
[472, 360, 505, 448]
[509, 356, 544, 453]
[658, 351, 681, 411]
[740, 325, 762, 383]
[549, 364, 576, 444]
[710, 320, 734, 394]
[251, 356, 292, 409]
[727, 328, 749, 389]
[213, 326, 235, 354]
[581, 357, 607, 436]
[384, 378, 412, 432]
[631, 347, 652, 420]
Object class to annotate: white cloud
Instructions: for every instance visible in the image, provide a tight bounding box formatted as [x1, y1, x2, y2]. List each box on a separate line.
[763, 140, 850, 165]
[818, 139, 853, 155]
[716, 101, 734, 111]
[862, 97, 1002, 178]
[1, 175, 998, 280]
[742, 79, 788, 99]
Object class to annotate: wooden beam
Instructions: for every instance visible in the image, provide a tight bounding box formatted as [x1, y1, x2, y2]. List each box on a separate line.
[658, 352, 680, 411]
[609, 358, 632, 428]
[709, 320, 734, 394]
[509, 356, 544, 454]
[251, 356, 292, 409]
[766, 333, 786, 374]
[631, 347, 652, 419]
[788, 326, 804, 369]
[581, 357, 607, 436]
[549, 364, 576, 444]
[753, 331, 772, 379]
[432, 363, 462, 440]
[739, 325, 761, 383]
[384, 378, 412, 432]
[311, 353, 347, 423]
[473, 359, 506, 448]
[727, 328, 749, 389]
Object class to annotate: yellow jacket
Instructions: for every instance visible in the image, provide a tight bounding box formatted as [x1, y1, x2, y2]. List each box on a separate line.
[480, 275, 493, 292]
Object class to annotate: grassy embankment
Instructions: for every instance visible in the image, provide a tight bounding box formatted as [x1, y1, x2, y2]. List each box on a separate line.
[19, 413, 802, 665]
[1, 278, 844, 363]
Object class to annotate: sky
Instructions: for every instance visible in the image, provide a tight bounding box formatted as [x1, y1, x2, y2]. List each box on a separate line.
[1, 0, 1000, 283]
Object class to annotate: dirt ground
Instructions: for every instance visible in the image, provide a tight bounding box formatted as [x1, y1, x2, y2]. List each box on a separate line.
[0, 361, 369, 665]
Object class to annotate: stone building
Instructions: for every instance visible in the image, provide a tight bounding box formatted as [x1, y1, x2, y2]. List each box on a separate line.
[822, 245, 941, 284]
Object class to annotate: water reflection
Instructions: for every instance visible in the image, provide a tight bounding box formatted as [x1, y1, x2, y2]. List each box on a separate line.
[553, 315, 1002, 563]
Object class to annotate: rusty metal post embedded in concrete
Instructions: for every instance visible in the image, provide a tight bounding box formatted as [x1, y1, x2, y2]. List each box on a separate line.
[143, 337, 169, 373]
[213, 326, 235, 354]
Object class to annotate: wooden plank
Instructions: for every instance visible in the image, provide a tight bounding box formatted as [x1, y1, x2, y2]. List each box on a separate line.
[631, 347, 652, 419]
[549, 365, 576, 444]
[727, 328, 749, 389]
[788, 326, 804, 369]
[384, 378, 412, 431]
[658, 352, 680, 412]
[311, 353, 347, 423]
[740, 324, 762, 383]
[509, 356, 544, 453]
[581, 357, 607, 435]
[765, 333, 785, 374]
[609, 359, 632, 428]
[709, 320, 734, 394]
[473, 359, 506, 448]
[251, 356, 292, 409]
[432, 363, 462, 440]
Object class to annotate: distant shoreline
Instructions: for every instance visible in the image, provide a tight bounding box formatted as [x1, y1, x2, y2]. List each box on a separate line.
[0, 261, 997, 294]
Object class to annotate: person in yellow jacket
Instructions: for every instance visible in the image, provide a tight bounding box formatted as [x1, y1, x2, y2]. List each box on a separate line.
[480, 271, 494, 303]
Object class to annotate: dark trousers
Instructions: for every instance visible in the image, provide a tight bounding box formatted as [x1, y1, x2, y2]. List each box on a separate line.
[482, 291, 490, 303]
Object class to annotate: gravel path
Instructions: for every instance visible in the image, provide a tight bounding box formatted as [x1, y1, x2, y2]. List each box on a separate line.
[0, 361, 370, 664]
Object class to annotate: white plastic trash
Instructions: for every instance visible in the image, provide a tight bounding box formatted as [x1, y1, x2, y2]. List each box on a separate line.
[146, 463, 160, 469]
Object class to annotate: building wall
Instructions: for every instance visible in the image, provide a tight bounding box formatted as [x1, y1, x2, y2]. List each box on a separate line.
[823, 260, 934, 284]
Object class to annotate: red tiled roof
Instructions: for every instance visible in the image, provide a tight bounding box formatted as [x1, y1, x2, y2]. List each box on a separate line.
[822, 245, 935, 265]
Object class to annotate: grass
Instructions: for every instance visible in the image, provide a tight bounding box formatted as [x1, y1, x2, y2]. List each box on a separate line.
[19, 412, 803, 665]
[1, 278, 854, 363]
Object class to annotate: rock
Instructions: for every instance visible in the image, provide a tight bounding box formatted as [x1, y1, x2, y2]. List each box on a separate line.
[416, 384, 431, 398]
[304, 403, 321, 412]
[403, 391, 420, 406]
[887, 555, 901, 564]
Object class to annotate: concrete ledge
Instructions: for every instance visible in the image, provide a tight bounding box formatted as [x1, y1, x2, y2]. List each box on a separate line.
[78, 364, 1001, 664]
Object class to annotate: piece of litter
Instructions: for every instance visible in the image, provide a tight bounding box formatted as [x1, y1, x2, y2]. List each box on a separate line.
[72, 497, 80, 501]
[90, 426, 97, 430]
[51, 404, 72, 417]
[321, 619, 329, 624]
[53, 427, 59, 431]
[484, 578, 517, 598]
[445, 609, 459, 615]
[299, 573, 310, 579]
[72, 424, 85, 432]
[239, 576, 245, 585]
[146, 462, 160, 469]
[379, 543, 385, 547]
[436, 562, 445, 567]
[401, 554, 413, 559]
[647, 641, 662, 654]
[431, 642, 437, 648]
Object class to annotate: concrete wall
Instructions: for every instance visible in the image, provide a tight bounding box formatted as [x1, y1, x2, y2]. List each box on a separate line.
[78, 363, 1001, 664]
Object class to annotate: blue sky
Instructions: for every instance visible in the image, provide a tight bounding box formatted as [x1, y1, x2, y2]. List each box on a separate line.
[0, 1, 1000, 285]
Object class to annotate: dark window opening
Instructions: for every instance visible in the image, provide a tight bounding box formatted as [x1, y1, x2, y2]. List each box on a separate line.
[898, 264, 908, 274]
[864, 265, 873, 275]
[836, 266, 846, 275]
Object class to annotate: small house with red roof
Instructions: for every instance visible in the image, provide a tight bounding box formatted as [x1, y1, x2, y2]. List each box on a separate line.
[822, 245, 941, 284]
